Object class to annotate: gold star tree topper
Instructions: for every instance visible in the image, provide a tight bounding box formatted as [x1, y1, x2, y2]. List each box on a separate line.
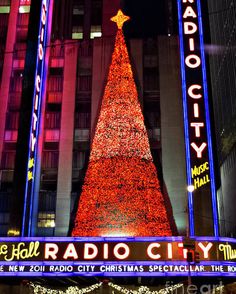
[111, 9, 130, 29]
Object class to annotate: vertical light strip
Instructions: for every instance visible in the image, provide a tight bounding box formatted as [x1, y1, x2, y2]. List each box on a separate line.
[28, 0, 51, 235]
[197, 0, 219, 236]
[177, 0, 195, 236]
[22, 0, 50, 236]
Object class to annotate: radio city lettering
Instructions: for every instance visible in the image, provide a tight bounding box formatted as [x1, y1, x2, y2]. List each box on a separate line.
[27, 0, 48, 182]
[1, 238, 236, 276]
[178, 0, 216, 210]
[0, 240, 223, 262]
[44, 241, 213, 261]
[182, 1, 207, 159]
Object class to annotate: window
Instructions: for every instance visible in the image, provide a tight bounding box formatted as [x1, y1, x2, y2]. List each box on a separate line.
[19, 5, 30, 14]
[90, 25, 102, 39]
[38, 191, 56, 210]
[72, 26, 83, 40]
[0, 14, 9, 39]
[75, 112, 90, 129]
[20, 0, 31, 5]
[73, 151, 86, 169]
[10, 75, 23, 92]
[38, 212, 55, 228]
[42, 151, 59, 168]
[48, 76, 63, 92]
[0, 6, 10, 14]
[14, 42, 26, 59]
[1, 151, 15, 169]
[77, 75, 92, 92]
[45, 112, 61, 129]
[50, 43, 64, 58]
[17, 13, 29, 27]
[5, 111, 19, 129]
[143, 68, 159, 91]
[79, 41, 93, 57]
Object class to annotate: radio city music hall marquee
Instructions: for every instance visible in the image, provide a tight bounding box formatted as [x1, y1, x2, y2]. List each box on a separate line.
[0, 237, 236, 277]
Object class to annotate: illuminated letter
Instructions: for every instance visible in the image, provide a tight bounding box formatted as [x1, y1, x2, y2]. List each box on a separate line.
[191, 142, 207, 158]
[39, 44, 44, 60]
[36, 75, 41, 92]
[184, 22, 197, 34]
[194, 103, 199, 117]
[183, 0, 194, 3]
[198, 242, 213, 259]
[41, 5, 46, 25]
[178, 243, 188, 259]
[191, 122, 204, 137]
[113, 243, 130, 260]
[84, 243, 98, 259]
[167, 243, 173, 259]
[103, 243, 109, 259]
[63, 243, 78, 260]
[189, 38, 195, 51]
[32, 113, 38, 131]
[30, 134, 37, 152]
[183, 6, 197, 18]
[34, 94, 39, 110]
[40, 27, 44, 42]
[185, 54, 201, 68]
[147, 243, 161, 260]
[188, 85, 202, 99]
[45, 243, 58, 260]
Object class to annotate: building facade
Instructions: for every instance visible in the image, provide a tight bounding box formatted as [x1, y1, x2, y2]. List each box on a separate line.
[208, 0, 236, 237]
[0, 0, 189, 237]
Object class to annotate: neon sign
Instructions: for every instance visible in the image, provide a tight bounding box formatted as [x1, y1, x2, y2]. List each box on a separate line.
[22, 0, 50, 235]
[177, 0, 218, 236]
[0, 237, 236, 276]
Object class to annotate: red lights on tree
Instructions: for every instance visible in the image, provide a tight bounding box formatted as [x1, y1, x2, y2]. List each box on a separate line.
[72, 10, 173, 237]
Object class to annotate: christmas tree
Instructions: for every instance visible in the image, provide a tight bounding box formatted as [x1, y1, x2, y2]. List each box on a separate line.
[72, 10, 173, 236]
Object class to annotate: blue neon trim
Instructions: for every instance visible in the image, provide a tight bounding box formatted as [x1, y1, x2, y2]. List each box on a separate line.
[28, 0, 50, 235]
[22, 0, 50, 236]
[197, 0, 219, 237]
[177, 0, 195, 236]
[0, 236, 235, 242]
[0, 259, 235, 277]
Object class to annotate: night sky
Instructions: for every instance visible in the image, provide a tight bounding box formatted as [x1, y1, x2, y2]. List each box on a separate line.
[123, 0, 178, 37]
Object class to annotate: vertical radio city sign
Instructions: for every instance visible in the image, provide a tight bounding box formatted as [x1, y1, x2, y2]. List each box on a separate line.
[23, 0, 50, 234]
[177, 0, 218, 235]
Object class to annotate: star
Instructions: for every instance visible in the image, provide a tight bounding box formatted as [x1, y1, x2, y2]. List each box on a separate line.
[110, 9, 130, 29]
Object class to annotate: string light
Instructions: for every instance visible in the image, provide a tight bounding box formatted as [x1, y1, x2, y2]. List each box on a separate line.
[108, 282, 184, 294]
[30, 282, 102, 294]
[30, 281, 184, 294]
[72, 10, 173, 237]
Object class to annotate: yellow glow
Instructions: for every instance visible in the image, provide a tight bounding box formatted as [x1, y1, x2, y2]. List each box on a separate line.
[7, 229, 20, 236]
[90, 32, 102, 39]
[72, 32, 83, 39]
[19, 5, 30, 13]
[0, 6, 10, 13]
[111, 9, 130, 29]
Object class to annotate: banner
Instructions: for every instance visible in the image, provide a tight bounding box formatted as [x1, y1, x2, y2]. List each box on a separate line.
[0, 237, 236, 276]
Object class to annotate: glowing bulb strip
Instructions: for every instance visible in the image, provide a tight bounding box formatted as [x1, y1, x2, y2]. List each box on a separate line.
[30, 282, 102, 294]
[108, 282, 184, 294]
